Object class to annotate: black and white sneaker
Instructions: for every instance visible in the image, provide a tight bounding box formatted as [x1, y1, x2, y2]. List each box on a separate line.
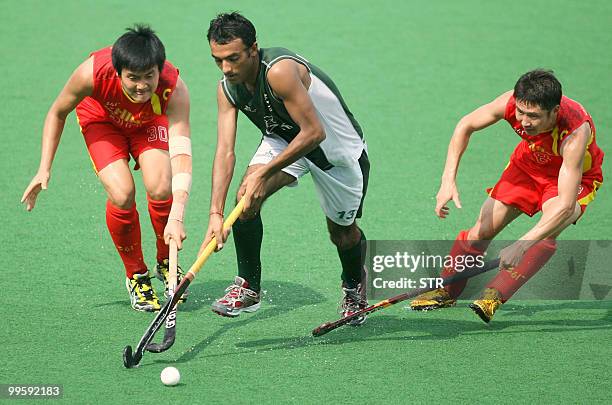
[340, 283, 368, 326]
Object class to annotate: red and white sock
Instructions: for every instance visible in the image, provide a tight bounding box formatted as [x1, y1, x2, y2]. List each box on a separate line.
[105, 200, 146, 278]
[486, 240, 557, 302]
[441, 230, 489, 299]
[147, 195, 172, 263]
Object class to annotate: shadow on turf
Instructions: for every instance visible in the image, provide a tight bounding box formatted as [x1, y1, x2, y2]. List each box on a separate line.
[100, 279, 304, 313]
[204, 301, 612, 356]
[98, 284, 210, 313]
[146, 279, 326, 365]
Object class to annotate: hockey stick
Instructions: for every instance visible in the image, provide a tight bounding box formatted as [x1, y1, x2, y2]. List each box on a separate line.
[145, 238, 179, 353]
[312, 258, 501, 337]
[123, 197, 245, 368]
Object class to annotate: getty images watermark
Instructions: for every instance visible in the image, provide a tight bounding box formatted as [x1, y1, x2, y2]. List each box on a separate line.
[371, 251, 485, 290]
[364, 240, 612, 301]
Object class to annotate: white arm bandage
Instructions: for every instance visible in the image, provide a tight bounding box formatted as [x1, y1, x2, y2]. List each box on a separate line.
[172, 172, 192, 195]
[169, 135, 192, 159]
[169, 202, 186, 222]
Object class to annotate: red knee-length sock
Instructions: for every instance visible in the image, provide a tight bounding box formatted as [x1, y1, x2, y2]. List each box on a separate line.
[441, 230, 490, 299]
[105, 200, 146, 278]
[486, 240, 557, 302]
[147, 195, 172, 263]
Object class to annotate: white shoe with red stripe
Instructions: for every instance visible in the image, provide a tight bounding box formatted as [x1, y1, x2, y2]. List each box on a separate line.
[211, 276, 261, 317]
[340, 283, 368, 326]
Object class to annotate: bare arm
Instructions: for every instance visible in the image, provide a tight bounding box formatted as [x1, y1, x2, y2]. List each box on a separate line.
[164, 76, 192, 248]
[237, 59, 324, 215]
[499, 122, 589, 268]
[21, 57, 94, 210]
[520, 122, 590, 242]
[435, 90, 512, 218]
[199, 81, 238, 252]
[258, 59, 325, 179]
[210, 81, 238, 213]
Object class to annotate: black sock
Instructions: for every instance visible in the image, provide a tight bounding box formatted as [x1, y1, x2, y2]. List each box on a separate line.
[338, 229, 366, 289]
[233, 213, 263, 292]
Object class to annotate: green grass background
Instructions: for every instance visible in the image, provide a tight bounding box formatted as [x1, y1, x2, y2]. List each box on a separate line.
[2, 0, 611, 403]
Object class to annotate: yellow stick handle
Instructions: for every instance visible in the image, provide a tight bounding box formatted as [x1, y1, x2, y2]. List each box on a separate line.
[187, 197, 246, 277]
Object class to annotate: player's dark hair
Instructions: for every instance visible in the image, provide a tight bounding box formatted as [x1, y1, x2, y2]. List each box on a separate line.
[112, 24, 165, 74]
[513, 69, 562, 111]
[207, 12, 257, 47]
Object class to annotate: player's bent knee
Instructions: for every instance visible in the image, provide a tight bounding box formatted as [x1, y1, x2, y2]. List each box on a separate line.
[147, 187, 172, 201]
[143, 173, 172, 200]
[468, 222, 495, 241]
[329, 227, 360, 250]
[108, 191, 136, 209]
[329, 234, 346, 249]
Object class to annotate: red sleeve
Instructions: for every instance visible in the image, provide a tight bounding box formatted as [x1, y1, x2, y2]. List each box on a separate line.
[503, 95, 516, 122]
[90, 47, 115, 101]
[558, 97, 592, 136]
[158, 60, 179, 112]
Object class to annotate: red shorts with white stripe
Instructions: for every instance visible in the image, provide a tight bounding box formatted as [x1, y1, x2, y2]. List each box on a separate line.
[487, 160, 602, 217]
[78, 117, 169, 173]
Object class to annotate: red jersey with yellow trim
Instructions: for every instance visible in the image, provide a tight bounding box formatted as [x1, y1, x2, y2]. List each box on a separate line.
[75, 47, 179, 131]
[505, 95, 603, 178]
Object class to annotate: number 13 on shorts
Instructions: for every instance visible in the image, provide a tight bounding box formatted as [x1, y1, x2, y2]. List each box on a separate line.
[337, 210, 356, 221]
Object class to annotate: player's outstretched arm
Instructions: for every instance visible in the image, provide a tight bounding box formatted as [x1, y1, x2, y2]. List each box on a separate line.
[200, 81, 238, 253]
[435, 90, 511, 218]
[164, 77, 192, 250]
[21, 57, 94, 211]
